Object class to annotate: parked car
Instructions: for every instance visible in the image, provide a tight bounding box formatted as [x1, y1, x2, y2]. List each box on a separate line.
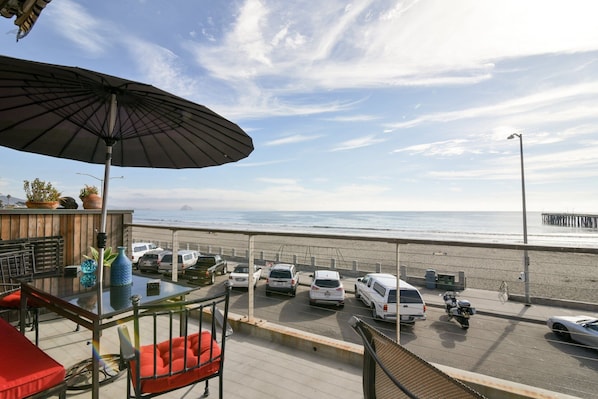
[137, 249, 169, 273]
[185, 254, 228, 284]
[309, 270, 345, 307]
[265, 263, 299, 297]
[355, 273, 426, 324]
[226, 263, 262, 288]
[130, 242, 162, 267]
[157, 250, 199, 274]
[547, 315, 598, 349]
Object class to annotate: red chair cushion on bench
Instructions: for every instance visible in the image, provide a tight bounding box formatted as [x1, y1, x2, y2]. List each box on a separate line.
[0, 318, 65, 399]
[133, 330, 221, 394]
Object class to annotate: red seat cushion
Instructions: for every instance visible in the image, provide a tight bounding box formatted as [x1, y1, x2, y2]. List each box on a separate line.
[132, 330, 221, 394]
[0, 318, 65, 399]
[0, 290, 38, 308]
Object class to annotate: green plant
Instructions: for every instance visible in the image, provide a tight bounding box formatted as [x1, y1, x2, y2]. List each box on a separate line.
[23, 178, 61, 202]
[79, 184, 99, 200]
[83, 246, 118, 267]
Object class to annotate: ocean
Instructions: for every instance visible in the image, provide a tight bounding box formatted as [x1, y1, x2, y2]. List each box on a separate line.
[132, 210, 598, 248]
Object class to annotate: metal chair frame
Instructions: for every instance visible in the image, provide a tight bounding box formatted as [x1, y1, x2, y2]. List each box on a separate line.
[119, 287, 231, 398]
[0, 248, 40, 344]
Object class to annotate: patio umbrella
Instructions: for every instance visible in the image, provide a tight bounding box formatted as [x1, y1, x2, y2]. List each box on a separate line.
[0, 55, 254, 301]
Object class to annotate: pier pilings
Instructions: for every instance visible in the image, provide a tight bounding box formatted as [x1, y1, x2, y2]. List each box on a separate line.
[542, 212, 598, 228]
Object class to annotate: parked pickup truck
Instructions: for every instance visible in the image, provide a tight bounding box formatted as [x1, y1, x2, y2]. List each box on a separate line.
[354, 273, 426, 324]
[185, 254, 228, 284]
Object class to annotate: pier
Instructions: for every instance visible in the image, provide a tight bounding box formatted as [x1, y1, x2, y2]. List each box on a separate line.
[542, 212, 598, 228]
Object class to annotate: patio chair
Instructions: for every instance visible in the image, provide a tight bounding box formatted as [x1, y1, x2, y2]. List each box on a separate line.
[0, 248, 41, 345]
[349, 316, 486, 399]
[118, 287, 232, 398]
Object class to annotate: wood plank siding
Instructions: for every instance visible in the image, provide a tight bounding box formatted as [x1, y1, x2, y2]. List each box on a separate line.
[0, 209, 133, 268]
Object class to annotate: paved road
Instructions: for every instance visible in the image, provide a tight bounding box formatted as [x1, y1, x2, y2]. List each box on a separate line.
[199, 273, 598, 399]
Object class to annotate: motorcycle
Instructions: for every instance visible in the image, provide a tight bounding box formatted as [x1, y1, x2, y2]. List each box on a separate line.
[442, 291, 476, 329]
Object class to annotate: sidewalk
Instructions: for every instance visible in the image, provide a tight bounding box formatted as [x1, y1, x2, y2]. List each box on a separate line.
[419, 286, 593, 325]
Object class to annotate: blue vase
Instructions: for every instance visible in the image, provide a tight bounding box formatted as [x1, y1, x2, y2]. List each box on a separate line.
[110, 246, 132, 286]
[110, 283, 132, 310]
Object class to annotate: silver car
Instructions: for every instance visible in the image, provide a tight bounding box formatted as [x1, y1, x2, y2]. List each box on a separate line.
[265, 263, 299, 297]
[137, 249, 169, 273]
[547, 315, 598, 349]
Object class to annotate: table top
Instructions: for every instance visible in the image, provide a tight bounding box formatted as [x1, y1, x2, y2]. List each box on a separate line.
[22, 269, 197, 320]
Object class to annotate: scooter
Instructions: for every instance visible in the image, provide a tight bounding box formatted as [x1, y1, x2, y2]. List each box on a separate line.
[442, 291, 476, 329]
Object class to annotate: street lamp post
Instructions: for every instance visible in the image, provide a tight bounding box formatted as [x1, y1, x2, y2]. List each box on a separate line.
[507, 133, 530, 305]
[76, 173, 124, 196]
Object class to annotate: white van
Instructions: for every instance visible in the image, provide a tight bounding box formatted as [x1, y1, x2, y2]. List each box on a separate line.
[355, 273, 426, 324]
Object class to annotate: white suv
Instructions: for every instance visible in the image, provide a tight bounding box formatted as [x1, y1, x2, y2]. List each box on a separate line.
[157, 250, 199, 274]
[309, 270, 345, 307]
[265, 263, 299, 297]
[355, 273, 426, 324]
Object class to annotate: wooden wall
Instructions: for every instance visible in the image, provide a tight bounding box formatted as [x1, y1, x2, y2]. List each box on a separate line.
[0, 209, 133, 266]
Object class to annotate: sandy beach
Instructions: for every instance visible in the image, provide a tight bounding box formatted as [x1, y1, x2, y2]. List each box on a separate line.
[132, 225, 598, 304]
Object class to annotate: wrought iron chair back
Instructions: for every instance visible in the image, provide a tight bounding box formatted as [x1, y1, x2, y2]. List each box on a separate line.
[0, 248, 40, 344]
[118, 287, 231, 398]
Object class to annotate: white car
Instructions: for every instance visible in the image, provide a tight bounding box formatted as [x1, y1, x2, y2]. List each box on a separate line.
[547, 315, 598, 349]
[227, 263, 262, 288]
[309, 270, 345, 307]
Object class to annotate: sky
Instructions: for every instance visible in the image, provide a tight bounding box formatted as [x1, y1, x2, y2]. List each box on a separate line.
[1, 0, 597, 213]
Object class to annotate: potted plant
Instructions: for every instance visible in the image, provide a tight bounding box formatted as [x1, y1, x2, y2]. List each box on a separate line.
[23, 178, 61, 209]
[83, 246, 118, 267]
[79, 184, 102, 209]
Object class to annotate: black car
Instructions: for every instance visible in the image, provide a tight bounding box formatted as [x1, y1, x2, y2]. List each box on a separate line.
[185, 254, 228, 284]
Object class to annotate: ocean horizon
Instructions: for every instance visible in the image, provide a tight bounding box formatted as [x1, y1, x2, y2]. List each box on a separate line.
[132, 210, 598, 248]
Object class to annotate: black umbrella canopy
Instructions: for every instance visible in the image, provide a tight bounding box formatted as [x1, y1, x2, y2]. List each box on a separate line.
[0, 55, 254, 168]
[0, 55, 253, 320]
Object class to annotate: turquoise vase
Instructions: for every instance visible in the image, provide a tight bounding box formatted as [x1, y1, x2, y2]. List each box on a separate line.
[110, 246, 132, 286]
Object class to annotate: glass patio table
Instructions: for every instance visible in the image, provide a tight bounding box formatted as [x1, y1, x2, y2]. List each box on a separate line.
[19, 269, 198, 399]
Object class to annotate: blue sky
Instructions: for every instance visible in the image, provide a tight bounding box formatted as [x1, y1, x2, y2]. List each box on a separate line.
[1, 0, 597, 212]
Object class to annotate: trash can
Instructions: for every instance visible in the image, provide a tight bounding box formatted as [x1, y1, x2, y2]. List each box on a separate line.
[425, 269, 437, 289]
[437, 273, 455, 290]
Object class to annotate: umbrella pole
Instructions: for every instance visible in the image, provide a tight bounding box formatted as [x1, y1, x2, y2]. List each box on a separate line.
[96, 145, 111, 290]
[97, 93, 117, 295]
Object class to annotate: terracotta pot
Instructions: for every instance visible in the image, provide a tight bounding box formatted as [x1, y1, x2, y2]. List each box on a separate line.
[25, 201, 60, 209]
[82, 194, 102, 209]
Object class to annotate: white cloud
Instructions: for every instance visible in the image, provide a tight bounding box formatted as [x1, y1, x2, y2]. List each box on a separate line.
[387, 82, 598, 131]
[264, 135, 321, 146]
[123, 39, 199, 98]
[331, 135, 387, 151]
[392, 139, 470, 157]
[48, 0, 110, 56]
